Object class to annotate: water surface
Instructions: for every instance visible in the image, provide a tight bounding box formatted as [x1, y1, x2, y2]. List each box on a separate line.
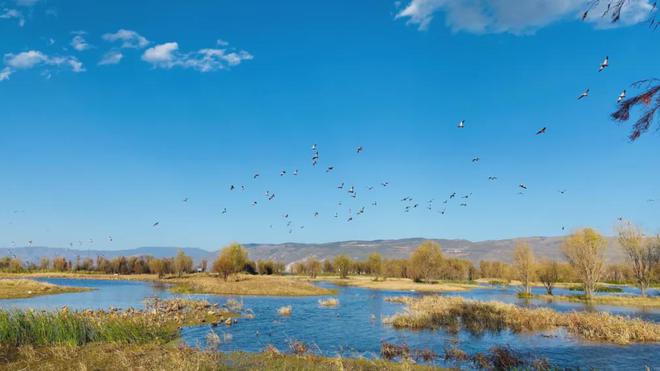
[0, 278, 658, 370]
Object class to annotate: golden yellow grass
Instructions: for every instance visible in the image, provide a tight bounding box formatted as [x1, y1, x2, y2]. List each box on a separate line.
[385, 296, 660, 344]
[0, 272, 161, 282]
[169, 274, 335, 296]
[533, 294, 660, 308]
[319, 298, 339, 307]
[0, 343, 444, 371]
[316, 276, 477, 292]
[0, 279, 90, 299]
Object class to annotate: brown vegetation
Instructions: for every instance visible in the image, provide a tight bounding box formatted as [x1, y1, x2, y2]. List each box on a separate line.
[385, 295, 660, 344]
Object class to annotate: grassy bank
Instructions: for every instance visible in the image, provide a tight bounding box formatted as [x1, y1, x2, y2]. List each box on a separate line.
[532, 294, 660, 307]
[169, 274, 336, 296]
[0, 298, 234, 347]
[315, 276, 477, 293]
[0, 279, 90, 299]
[0, 272, 336, 296]
[0, 342, 443, 371]
[0, 272, 160, 281]
[385, 296, 660, 344]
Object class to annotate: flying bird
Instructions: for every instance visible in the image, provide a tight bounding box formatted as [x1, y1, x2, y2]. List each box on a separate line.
[598, 56, 608, 72]
[338, 182, 344, 189]
[472, 157, 480, 163]
[293, 169, 299, 176]
[182, 197, 189, 203]
[577, 89, 589, 100]
[488, 176, 498, 181]
[152, 222, 159, 227]
[314, 212, 319, 217]
[280, 170, 286, 176]
[449, 192, 456, 199]
[253, 173, 260, 179]
[519, 184, 528, 190]
[356, 146, 363, 154]
[221, 208, 227, 214]
[617, 90, 626, 103]
[536, 127, 546, 135]
[230, 185, 235, 191]
[268, 193, 275, 201]
[457, 120, 465, 129]
[381, 182, 389, 187]
[326, 166, 334, 173]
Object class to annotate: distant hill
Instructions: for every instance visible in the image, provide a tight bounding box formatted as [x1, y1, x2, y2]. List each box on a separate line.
[1, 236, 626, 267]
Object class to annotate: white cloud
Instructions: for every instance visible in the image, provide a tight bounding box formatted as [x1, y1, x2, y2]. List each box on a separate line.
[395, 0, 655, 34]
[102, 29, 149, 48]
[98, 50, 123, 65]
[3, 50, 84, 78]
[70, 33, 90, 51]
[0, 67, 12, 81]
[142, 42, 178, 67]
[141, 42, 253, 72]
[0, 8, 25, 27]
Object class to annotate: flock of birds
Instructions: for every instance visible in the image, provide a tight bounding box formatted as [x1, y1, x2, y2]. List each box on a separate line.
[3, 56, 656, 250]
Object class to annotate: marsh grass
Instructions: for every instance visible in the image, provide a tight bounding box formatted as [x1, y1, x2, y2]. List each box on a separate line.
[568, 285, 624, 293]
[170, 274, 335, 296]
[0, 299, 234, 348]
[318, 276, 476, 293]
[0, 342, 442, 371]
[385, 296, 660, 344]
[0, 279, 90, 299]
[318, 298, 339, 307]
[534, 294, 660, 307]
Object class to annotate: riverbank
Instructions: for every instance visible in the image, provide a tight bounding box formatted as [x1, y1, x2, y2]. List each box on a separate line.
[385, 296, 660, 344]
[0, 279, 90, 299]
[168, 274, 335, 296]
[312, 276, 477, 292]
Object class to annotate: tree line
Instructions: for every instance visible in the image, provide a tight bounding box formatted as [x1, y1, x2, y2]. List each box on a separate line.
[1, 222, 658, 297]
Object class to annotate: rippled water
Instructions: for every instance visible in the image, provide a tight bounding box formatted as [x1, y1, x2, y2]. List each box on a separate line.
[0, 278, 658, 370]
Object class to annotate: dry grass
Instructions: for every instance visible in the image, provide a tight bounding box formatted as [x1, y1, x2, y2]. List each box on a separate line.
[0, 272, 161, 281]
[170, 274, 335, 296]
[277, 305, 292, 316]
[534, 294, 660, 308]
[319, 298, 340, 307]
[0, 279, 90, 299]
[385, 296, 660, 344]
[0, 343, 444, 371]
[317, 276, 477, 293]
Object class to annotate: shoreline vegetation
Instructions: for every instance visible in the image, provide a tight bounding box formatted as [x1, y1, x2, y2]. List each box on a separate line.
[384, 296, 660, 344]
[0, 343, 443, 371]
[0, 279, 90, 299]
[0, 297, 442, 371]
[169, 274, 335, 296]
[313, 276, 477, 292]
[530, 293, 660, 307]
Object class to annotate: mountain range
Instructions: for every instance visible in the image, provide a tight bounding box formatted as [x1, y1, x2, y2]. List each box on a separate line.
[0, 236, 627, 267]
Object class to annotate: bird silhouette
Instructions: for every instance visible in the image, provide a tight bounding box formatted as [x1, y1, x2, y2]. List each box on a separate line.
[617, 90, 626, 103]
[356, 146, 364, 154]
[598, 56, 608, 72]
[457, 120, 465, 129]
[536, 127, 546, 135]
[577, 88, 589, 100]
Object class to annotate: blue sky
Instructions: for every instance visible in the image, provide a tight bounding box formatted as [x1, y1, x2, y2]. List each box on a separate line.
[1, 0, 659, 251]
